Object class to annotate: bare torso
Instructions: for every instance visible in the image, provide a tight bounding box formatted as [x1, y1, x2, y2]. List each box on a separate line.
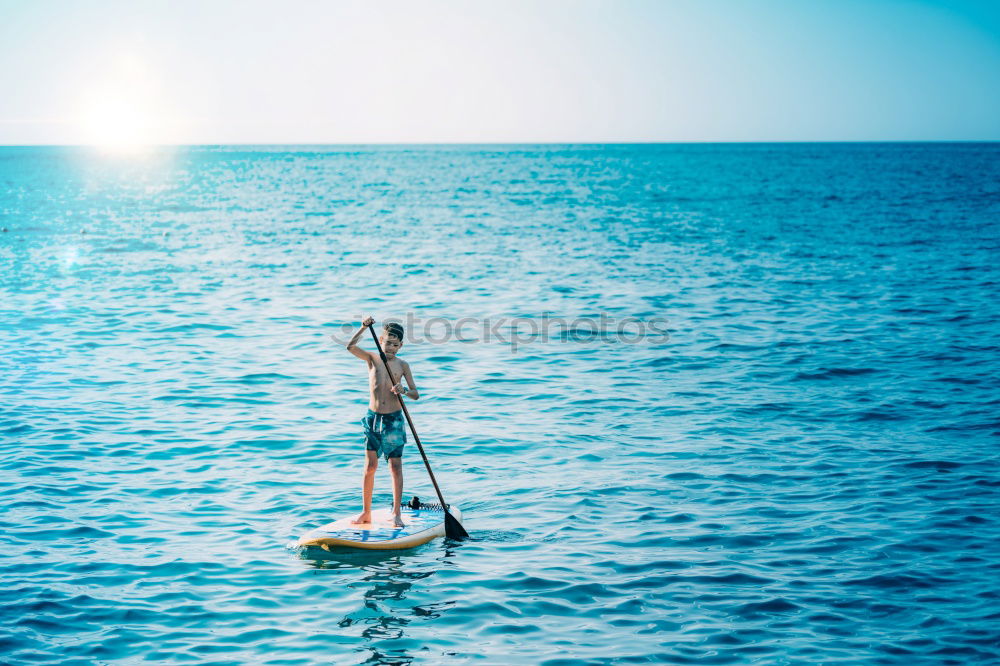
[367, 357, 406, 412]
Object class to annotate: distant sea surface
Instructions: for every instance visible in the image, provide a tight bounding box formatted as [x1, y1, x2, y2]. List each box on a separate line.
[1, 143, 999, 664]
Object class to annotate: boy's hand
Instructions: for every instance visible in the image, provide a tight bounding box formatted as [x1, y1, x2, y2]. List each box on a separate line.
[345, 317, 378, 360]
[391, 382, 407, 396]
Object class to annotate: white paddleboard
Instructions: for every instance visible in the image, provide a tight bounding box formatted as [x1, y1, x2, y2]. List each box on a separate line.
[298, 503, 462, 550]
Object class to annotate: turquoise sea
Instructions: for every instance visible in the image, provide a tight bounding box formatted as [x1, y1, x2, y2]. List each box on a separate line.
[1, 144, 999, 664]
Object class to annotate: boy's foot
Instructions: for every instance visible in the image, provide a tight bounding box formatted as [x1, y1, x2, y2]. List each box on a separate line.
[392, 514, 405, 528]
[350, 512, 371, 525]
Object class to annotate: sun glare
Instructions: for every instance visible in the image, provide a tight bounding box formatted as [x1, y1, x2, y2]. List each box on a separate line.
[79, 94, 158, 153]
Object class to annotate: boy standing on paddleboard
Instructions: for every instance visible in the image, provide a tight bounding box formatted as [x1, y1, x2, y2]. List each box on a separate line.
[345, 317, 419, 527]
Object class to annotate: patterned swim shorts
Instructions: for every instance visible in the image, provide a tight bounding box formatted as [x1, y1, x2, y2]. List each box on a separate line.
[362, 409, 407, 459]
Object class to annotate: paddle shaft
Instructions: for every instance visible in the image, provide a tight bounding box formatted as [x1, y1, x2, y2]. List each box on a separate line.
[367, 326, 453, 515]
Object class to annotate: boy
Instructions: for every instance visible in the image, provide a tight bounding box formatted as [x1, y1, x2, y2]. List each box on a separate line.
[345, 316, 419, 527]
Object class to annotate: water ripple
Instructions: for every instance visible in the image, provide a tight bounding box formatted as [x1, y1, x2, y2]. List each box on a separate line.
[2, 144, 999, 663]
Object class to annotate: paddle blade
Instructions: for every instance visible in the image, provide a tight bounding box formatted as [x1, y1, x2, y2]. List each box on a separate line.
[444, 509, 469, 539]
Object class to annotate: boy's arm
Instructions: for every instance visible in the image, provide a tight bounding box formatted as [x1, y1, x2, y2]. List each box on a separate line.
[344, 317, 376, 362]
[396, 360, 419, 400]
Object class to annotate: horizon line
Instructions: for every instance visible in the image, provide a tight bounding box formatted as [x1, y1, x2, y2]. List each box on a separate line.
[0, 139, 998, 148]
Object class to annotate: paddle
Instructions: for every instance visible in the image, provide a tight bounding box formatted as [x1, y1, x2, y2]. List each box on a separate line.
[368, 323, 469, 539]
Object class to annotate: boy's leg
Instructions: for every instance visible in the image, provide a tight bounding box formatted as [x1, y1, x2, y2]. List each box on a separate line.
[351, 450, 379, 524]
[388, 457, 404, 527]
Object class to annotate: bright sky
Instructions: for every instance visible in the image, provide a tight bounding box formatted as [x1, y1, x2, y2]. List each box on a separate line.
[1, 0, 999, 145]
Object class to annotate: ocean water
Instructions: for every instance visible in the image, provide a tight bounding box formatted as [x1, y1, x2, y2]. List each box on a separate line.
[1, 143, 999, 665]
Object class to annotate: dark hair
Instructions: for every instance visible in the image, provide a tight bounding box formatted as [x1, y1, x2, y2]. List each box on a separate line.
[383, 322, 404, 340]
